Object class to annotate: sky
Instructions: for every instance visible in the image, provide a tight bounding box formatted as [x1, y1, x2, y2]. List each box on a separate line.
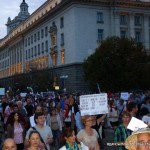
[0, 0, 46, 39]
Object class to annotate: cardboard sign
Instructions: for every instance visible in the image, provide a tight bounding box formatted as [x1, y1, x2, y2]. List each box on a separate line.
[127, 117, 148, 131]
[120, 92, 129, 100]
[80, 93, 108, 116]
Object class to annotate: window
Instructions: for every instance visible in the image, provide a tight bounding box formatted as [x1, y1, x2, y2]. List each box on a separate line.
[61, 33, 64, 46]
[120, 30, 127, 38]
[97, 12, 103, 23]
[31, 48, 33, 57]
[38, 44, 40, 54]
[34, 46, 37, 56]
[25, 39, 27, 47]
[28, 49, 30, 58]
[149, 17, 150, 27]
[97, 29, 104, 41]
[34, 33, 36, 42]
[41, 43, 44, 53]
[120, 15, 127, 25]
[52, 53, 56, 66]
[31, 35, 33, 44]
[41, 29, 44, 38]
[134, 16, 141, 26]
[38, 31, 40, 40]
[61, 50, 65, 64]
[60, 17, 64, 28]
[45, 26, 48, 37]
[135, 30, 142, 43]
[45, 40, 48, 51]
[26, 50, 27, 59]
[28, 37, 30, 46]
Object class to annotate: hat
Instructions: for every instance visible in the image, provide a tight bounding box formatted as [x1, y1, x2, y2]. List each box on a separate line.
[125, 128, 150, 150]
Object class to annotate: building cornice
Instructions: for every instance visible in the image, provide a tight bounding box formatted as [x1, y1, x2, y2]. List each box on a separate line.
[0, 0, 150, 50]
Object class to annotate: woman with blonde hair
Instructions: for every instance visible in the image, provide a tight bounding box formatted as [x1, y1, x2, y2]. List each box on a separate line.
[77, 115, 100, 150]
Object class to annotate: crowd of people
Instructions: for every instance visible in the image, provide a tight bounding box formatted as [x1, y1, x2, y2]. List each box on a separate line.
[0, 91, 149, 150]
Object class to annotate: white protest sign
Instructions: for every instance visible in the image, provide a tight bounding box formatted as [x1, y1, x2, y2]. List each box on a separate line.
[20, 93, 27, 97]
[0, 88, 5, 95]
[80, 93, 108, 116]
[120, 92, 129, 100]
[127, 117, 148, 131]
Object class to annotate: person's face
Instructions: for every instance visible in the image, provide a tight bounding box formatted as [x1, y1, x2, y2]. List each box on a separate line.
[35, 106, 42, 113]
[13, 107, 18, 113]
[122, 115, 130, 125]
[137, 133, 150, 150]
[85, 117, 93, 127]
[134, 105, 138, 113]
[52, 109, 56, 115]
[65, 131, 76, 145]
[29, 133, 40, 147]
[14, 113, 19, 121]
[36, 115, 45, 126]
[2, 140, 17, 150]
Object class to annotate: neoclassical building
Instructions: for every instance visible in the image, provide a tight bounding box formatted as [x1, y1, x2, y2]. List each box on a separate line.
[0, 0, 150, 92]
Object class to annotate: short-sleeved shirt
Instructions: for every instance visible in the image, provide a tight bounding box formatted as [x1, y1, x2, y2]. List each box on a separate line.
[77, 129, 99, 149]
[26, 125, 53, 150]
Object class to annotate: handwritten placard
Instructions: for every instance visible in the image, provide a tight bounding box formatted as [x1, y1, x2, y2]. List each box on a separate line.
[80, 93, 108, 116]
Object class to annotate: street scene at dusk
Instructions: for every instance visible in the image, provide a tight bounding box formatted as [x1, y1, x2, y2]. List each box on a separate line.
[0, 0, 150, 150]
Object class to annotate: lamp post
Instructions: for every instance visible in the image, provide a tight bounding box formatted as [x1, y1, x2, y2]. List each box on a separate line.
[60, 75, 68, 92]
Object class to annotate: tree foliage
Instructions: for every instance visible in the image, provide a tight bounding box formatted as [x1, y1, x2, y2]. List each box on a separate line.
[83, 36, 150, 92]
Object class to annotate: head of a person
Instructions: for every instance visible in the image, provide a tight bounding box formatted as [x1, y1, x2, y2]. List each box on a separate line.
[50, 108, 57, 116]
[34, 112, 45, 126]
[59, 128, 76, 146]
[2, 138, 17, 150]
[8, 112, 21, 125]
[12, 104, 19, 113]
[28, 130, 41, 148]
[43, 107, 49, 115]
[127, 102, 138, 114]
[81, 115, 94, 127]
[125, 128, 150, 150]
[144, 97, 150, 104]
[121, 111, 131, 125]
[26, 98, 31, 105]
[35, 105, 42, 113]
[137, 132, 150, 150]
[119, 99, 124, 105]
[17, 101, 22, 109]
[140, 108, 149, 116]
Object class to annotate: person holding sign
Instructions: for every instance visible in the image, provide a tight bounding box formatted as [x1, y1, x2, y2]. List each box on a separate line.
[77, 115, 100, 150]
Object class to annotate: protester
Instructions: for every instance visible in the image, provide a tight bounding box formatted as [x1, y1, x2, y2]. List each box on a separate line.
[2, 138, 17, 150]
[43, 107, 51, 126]
[25, 112, 53, 150]
[59, 127, 89, 150]
[64, 104, 72, 128]
[77, 115, 100, 150]
[24, 130, 41, 150]
[6, 112, 25, 150]
[50, 107, 62, 146]
[125, 128, 150, 150]
[108, 100, 119, 129]
[114, 111, 132, 150]
[127, 102, 138, 117]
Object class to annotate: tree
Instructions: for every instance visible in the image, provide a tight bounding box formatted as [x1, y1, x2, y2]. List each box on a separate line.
[83, 36, 150, 92]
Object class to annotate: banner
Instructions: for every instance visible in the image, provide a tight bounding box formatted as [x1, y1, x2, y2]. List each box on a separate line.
[80, 93, 108, 116]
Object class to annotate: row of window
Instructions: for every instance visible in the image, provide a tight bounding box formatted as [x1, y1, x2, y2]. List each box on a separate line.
[0, 51, 8, 60]
[25, 27, 48, 47]
[97, 28, 144, 43]
[97, 12, 150, 26]
[25, 41, 48, 59]
[0, 59, 9, 69]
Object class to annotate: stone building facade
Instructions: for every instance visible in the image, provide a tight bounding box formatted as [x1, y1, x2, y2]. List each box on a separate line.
[0, 0, 150, 93]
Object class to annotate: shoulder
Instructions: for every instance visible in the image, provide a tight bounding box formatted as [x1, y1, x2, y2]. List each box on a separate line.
[81, 142, 89, 150]
[59, 146, 66, 150]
